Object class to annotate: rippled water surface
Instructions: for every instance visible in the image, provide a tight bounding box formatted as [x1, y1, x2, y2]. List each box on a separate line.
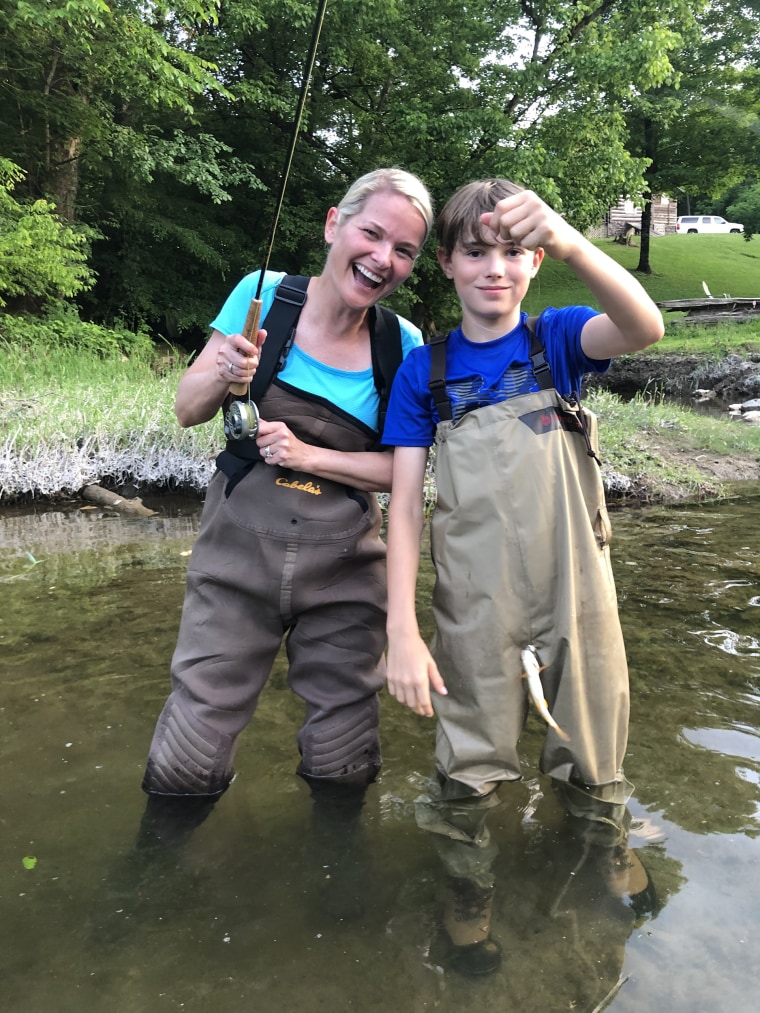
[2, 488, 760, 1012]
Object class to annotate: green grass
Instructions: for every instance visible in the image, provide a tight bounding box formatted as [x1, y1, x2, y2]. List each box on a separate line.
[2, 337, 758, 504]
[0, 339, 220, 498]
[2, 231, 760, 503]
[523, 233, 760, 356]
[525, 233, 760, 310]
[587, 388, 760, 501]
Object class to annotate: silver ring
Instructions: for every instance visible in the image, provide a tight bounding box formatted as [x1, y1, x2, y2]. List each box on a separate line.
[264, 446, 273, 459]
[228, 361, 234, 374]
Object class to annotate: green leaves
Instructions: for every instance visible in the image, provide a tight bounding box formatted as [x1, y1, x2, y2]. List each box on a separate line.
[0, 160, 93, 307]
[2, 0, 758, 335]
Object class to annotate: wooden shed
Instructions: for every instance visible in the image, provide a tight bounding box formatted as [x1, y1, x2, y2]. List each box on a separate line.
[587, 194, 677, 240]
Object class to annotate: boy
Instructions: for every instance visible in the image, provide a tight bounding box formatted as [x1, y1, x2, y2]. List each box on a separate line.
[382, 179, 663, 975]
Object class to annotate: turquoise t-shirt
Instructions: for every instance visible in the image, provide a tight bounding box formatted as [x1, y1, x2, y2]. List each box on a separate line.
[210, 270, 422, 430]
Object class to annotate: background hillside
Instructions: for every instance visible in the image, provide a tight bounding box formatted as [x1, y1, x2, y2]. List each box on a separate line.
[523, 234, 760, 318]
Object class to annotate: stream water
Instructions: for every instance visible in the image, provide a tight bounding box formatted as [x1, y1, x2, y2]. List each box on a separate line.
[2, 488, 760, 1012]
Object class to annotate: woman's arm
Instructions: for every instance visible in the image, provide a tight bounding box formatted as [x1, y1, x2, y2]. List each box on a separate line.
[174, 328, 264, 428]
[255, 419, 395, 492]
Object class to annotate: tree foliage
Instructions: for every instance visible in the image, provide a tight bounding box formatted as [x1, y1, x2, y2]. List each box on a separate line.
[1, 0, 757, 338]
[625, 0, 760, 270]
[0, 159, 93, 309]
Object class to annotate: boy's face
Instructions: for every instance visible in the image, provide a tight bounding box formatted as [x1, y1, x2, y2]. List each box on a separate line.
[437, 228, 544, 332]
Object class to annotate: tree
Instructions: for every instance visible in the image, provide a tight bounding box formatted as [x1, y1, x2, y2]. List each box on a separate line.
[0, 159, 93, 310]
[626, 1, 760, 272]
[722, 176, 760, 239]
[1, 1, 701, 338]
[0, 0, 230, 219]
[185, 0, 692, 333]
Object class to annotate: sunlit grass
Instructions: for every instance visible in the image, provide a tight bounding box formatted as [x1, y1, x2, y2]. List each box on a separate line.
[657, 319, 760, 356]
[2, 324, 759, 503]
[1, 343, 223, 498]
[525, 234, 760, 316]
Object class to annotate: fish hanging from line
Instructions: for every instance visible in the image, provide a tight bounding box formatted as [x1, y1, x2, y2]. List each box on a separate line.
[520, 645, 570, 741]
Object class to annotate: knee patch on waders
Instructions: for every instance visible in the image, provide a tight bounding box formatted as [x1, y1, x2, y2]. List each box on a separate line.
[297, 696, 381, 786]
[142, 693, 235, 797]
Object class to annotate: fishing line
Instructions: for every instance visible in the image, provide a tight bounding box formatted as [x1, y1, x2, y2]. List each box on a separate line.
[228, 0, 329, 411]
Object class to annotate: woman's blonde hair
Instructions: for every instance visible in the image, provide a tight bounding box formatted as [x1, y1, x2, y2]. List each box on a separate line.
[336, 168, 434, 241]
[436, 178, 524, 255]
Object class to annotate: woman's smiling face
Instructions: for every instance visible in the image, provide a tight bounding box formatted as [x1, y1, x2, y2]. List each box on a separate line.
[323, 190, 427, 308]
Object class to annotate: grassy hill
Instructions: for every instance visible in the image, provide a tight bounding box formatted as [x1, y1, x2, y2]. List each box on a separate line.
[525, 233, 760, 309]
[522, 233, 760, 355]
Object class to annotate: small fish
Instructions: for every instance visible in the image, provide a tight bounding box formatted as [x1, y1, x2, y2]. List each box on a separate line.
[520, 645, 569, 741]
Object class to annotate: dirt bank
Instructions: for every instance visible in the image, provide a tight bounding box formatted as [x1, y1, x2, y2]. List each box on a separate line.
[587, 351, 760, 404]
[587, 352, 760, 502]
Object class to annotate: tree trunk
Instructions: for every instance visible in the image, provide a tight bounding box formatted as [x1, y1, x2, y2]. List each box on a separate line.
[48, 135, 81, 223]
[636, 197, 653, 274]
[636, 115, 657, 275]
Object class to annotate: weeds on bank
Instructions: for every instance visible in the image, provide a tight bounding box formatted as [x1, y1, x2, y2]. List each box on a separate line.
[658, 319, 760, 357]
[2, 332, 760, 502]
[588, 387, 760, 500]
[1, 338, 222, 498]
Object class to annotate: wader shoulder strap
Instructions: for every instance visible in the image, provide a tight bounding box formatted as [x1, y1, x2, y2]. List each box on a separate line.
[526, 315, 554, 391]
[244, 276, 402, 420]
[427, 332, 453, 422]
[220, 274, 309, 471]
[370, 304, 403, 438]
[222, 277, 403, 466]
[248, 274, 310, 404]
[426, 317, 554, 420]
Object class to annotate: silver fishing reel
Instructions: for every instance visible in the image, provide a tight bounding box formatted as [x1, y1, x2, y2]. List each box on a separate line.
[224, 398, 260, 440]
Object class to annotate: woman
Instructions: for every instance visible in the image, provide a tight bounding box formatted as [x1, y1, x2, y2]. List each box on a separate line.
[142, 169, 433, 819]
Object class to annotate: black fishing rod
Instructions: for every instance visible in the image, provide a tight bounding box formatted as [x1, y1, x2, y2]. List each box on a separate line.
[226, 0, 329, 438]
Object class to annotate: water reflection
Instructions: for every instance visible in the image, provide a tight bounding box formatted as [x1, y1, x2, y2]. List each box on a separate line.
[1, 489, 760, 1011]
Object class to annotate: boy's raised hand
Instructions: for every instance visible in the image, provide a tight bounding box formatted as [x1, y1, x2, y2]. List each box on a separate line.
[481, 189, 578, 261]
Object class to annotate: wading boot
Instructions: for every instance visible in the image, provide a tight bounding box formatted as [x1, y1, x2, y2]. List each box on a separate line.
[598, 844, 660, 924]
[307, 779, 369, 922]
[441, 877, 502, 976]
[94, 793, 219, 945]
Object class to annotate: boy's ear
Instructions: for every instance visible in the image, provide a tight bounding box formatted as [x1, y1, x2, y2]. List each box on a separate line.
[437, 247, 454, 278]
[530, 248, 545, 277]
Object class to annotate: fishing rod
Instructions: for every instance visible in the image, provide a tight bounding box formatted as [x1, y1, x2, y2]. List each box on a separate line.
[226, 0, 329, 440]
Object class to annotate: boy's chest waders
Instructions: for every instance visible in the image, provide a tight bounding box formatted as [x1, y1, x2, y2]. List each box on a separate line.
[430, 386, 630, 796]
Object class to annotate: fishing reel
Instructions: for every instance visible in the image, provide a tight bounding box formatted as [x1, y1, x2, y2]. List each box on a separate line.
[224, 398, 260, 440]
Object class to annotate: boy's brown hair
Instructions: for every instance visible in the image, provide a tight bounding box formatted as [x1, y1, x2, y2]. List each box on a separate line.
[436, 178, 524, 256]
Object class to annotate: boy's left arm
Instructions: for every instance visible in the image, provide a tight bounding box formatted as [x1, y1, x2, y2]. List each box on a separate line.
[386, 445, 447, 717]
[563, 239, 665, 360]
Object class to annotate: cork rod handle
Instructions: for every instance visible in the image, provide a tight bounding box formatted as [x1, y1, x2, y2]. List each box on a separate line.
[229, 297, 262, 395]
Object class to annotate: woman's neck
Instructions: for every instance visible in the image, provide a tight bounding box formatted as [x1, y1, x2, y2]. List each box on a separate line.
[293, 275, 372, 370]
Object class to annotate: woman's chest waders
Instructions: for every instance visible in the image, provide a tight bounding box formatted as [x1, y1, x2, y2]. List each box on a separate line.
[429, 387, 630, 801]
[142, 384, 388, 798]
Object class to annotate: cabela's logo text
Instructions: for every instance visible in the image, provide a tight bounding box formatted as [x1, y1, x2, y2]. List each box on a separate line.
[276, 476, 322, 496]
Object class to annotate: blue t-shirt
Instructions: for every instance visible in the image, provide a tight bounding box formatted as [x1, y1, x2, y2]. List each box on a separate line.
[382, 306, 609, 447]
[210, 270, 423, 431]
